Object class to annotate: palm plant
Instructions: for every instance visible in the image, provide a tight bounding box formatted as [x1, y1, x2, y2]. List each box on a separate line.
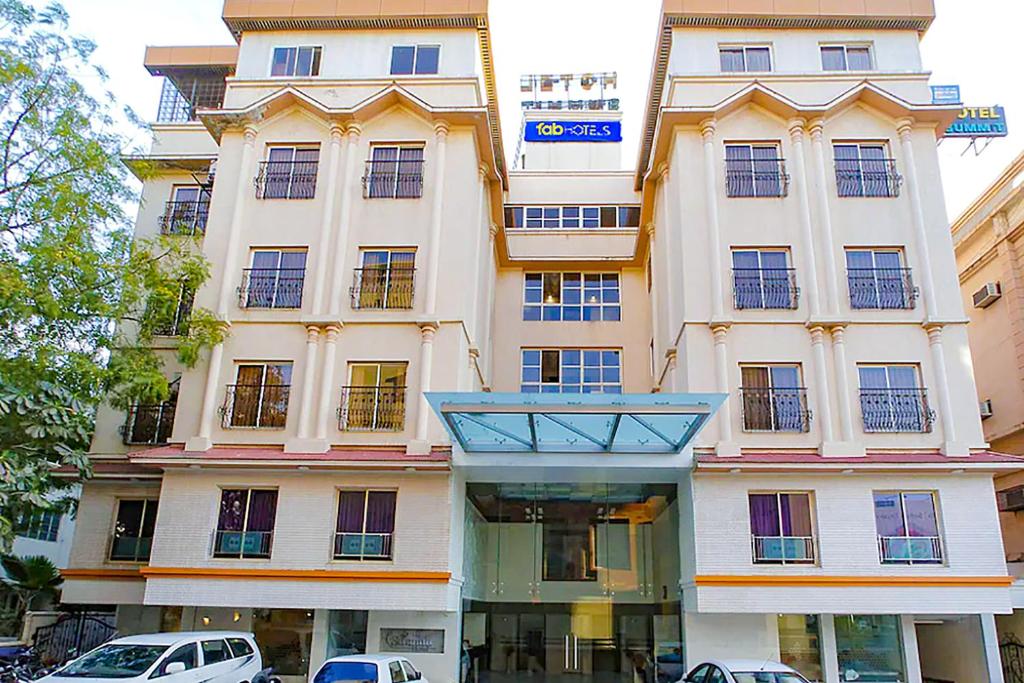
[1, 555, 63, 615]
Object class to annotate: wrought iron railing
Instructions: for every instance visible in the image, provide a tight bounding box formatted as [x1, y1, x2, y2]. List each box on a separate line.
[835, 157, 902, 197]
[159, 200, 209, 235]
[122, 403, 176, 445]
[333, 532, 394, 560]
[339, 386, 407, 431]
[751, 535, 816, 564]
[732, 268, 799, 309]
[238, 268, 306, 309]
[108, 534, 153, 562]
[847, 268, 918, 309]
[221, 384, 291, 429]
[362, 159, 424, 199]
[350, 267, 415, 310]
[725, 158, 790, 197]
[878, 535, 942, 564]
[212, 529, 273, 559]
[860, 388, 934, 433]
[255, 160, 318, 199]
[740, 387, 812, 432]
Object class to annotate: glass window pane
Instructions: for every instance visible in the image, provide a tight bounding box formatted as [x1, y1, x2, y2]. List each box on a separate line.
[599, 206, 617, 227]
[745, 47, 771, 71]
[834, 615, 905, 683]
[720, 48, 745, 72]
[873, 493, 906, 537]
[326, 610, 369, 659]
[778, 615, 823, 683]
[903, 493, 938, 537]
[271, 47, 295, 76]
[821, 46, 847, 70]
[541, 351, 560, 383]
[390, 46, 415, 75]
[848, 47, 872, 70]
[414, 45, 440, 74]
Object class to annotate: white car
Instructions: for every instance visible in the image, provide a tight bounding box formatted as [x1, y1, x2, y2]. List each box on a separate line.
[311, 654, 426, 683]
[683, 659, 811, 683]
[38, 631, 262, 683]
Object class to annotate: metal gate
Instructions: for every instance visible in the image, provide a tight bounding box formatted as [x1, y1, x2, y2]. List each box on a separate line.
[32, 612, 116, 665]
[1002, 635, 1024, 683]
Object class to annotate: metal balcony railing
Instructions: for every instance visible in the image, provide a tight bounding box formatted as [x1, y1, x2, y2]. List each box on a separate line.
[725, 158, 790, 197]
[108, 534, 152, 562]
[751, 535, 816, 564]
[212, 530, 273, 559]
[878, 535, 942, 564]
[732, 268, 799, 309]
[860, 388, 934, 433]
[159, 200, 209, 235]
[339, 386, 407, 432]
[835, 158, 902, 197]
[847, 268, 918, 310]
[255, 160, 318, 199]
[221, 384, 291, 429]
[238, 268, 305, 309]
[350, 268, 415, 310]
[362, 159, 424, 199]
[740, 387, 812, 433]
[122, 403, 176, 445]
[333, 532, 394, 560]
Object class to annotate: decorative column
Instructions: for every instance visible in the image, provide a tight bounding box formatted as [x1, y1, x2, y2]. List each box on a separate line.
[712, 324, 738, 455]
[481, 223, 499, 388]
[467, 347, 481, 390]
[328, 123, 362, 315]
[926, 324, 966, 455]
[296, 325, 322, 440]
[980, 613, 1007, 683]
[663, 348, 678, 392]
[899, 615, 924, 683]
[646, 223, 662, 389]
[788, 119, 823, 316]
[411, 323, 438, 453]
[897, 119, 939, 320]
[423, 121, 450, 316]
[312, 124, 345, 314]
[471, 165, 490, 336]
[216, 124, 258, 317]
[700, 119, 726, 321]
[808, 325, 835, 444]
[186, 325, 229, 452]
[314, 324, 342, 441]
[808, 120, 842, 315]
[658, 165, 678, 330]
[818, 616, 840, 683]
[829, 325, 857, 445]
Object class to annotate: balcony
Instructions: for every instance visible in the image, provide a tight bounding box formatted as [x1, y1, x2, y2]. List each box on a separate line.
[212, 530, 273, 559]
[751, 535, 815, 565]
[333, 532, 394, 561]
[732, 268, 799, 310]
[339, 386, 407, 432]
[847, 268, 918, 310]
[878, 535, 943, 565]
[221, 384, 290, 429]
[108, 534, 152, 562]
[350, 268, 415, 310]
[725, 158, 789, 198]
[122, 404, 176, 446]
[740, 387, 811, 433]
[362, 160, 424, 199]
[238, 268, 305, 309]
[255, 160, 318, 199]
[860, 388, 934, 433]
[835, 158, 902, 198]
[155, 76, 226, 124]
[159, 200, 209, 236]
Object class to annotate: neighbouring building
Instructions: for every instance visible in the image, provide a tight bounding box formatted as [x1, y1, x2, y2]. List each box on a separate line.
[12, 491, 78, 570]
[59, 1, 1019, 682]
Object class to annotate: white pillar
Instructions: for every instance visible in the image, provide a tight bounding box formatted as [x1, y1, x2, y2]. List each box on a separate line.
[981, 613, 1007, 683]
[659, 165, 678, 331]
[314, 324, 342, 442]
[471, 164, 489, 336]
[187, 334, 227, 451]
[897, 119, 939, 320]
[712, 324, 738, 455]
[216, 125, 258, 318]
[296, 325, 321, 439]
[700, 119, 726, 321]
[424, 121, 450, 316]
[312, 124, 345, 314]
[819, 615, 840, 683]
[808, 121, 842, 315]
[926, 324, 967, 455]
[788, 119, 823, 317]
[328, 123, 361, 315]
[663, 349, 678, 392]
[900, 614, 924, 683]
[411, 323, 438, 453]
[809, 325, 835, 443]
[646, 223, 662, 390]
[481, 224, 498, 389]
[829, 325, 859, 448]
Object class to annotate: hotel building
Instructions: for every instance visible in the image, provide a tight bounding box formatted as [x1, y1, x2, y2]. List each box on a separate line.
[61, 2, 1018, 682]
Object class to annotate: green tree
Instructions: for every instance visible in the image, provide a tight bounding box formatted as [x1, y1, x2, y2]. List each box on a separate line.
[1, 554, 63, 616]
[0, 1, 224, 549]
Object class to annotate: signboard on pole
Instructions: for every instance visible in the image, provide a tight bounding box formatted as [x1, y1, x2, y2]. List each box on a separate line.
[524, 120, 623, 143]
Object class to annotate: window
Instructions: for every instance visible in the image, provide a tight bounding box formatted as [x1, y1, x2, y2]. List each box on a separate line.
[543, 521, 597, 581]
[777, 615, 823, 683]
[153, 643, 197, 677]
[226, 638, 254, 657]
[523, 272, 621, 321]
[225, 363, 292, 429]
[200, 640, 232, 665]
[725, 144, 787, 197]
[505, 205, 641, 229]
[732, 250, 797, 310]
[834, 615, 905, 682]
[353, 250, 416, 310]
[257, 146, 319, 200]
[821, 44, 873, 71]
[388, 662, 407, 683]
[152, 284, 194, 337]
[271, 46, 322, 77]
[252, 609, 314, 676]
[364, 146, 425, 199]
[521, 349, 622, 393]
[124, 377, 179, 445]
[161, 185, 210, 235]
[17, 509, 60, 542]
[390, 45, 440, 75]
[341, 363, 408, 432]
[214, 489, 278, 559]
[242, 250, 307, 309]
[110, 499, 157, 562]
[740, 365, 808, 432]
[748, 493, 814, 564]
[834, 143, 900, 198]
[874, 491, 942, 564]
[400, 661, 420, 681]
[845, 249, 915, 309]
[858, 365, 931, 433]
[334, 490, 396, 561]
[326, 610, 369, 659]
[720, 45, 772, 72]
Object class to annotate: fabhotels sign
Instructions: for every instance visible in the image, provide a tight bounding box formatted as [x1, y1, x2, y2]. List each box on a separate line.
[945, 106, 1008, 138]
[524, 120, 623, 143]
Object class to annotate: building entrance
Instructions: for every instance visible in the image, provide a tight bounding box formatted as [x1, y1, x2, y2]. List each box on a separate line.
[461, 484, 684, 683]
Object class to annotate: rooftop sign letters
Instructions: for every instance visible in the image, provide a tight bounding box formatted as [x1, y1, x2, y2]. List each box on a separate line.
[525, 120, 622, 143]
[944, 106, 1008, 138]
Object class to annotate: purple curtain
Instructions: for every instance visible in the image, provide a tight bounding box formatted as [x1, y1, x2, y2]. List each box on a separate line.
[337, 491, 366, 533]
[748, 494, 780, 536]
[246, 490, 278, 532]
[781, 494, 812, 536]
[218, 490, 246, 531]
[366, 491, 397, 534]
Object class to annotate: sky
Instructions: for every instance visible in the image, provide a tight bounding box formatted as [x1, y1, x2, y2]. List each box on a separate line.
[57, 0, 1023, 220]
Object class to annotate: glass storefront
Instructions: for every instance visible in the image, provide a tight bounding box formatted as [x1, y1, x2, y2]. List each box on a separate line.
[778, 615, 822, 682]
[253, 608, 315, 677]
[834, 615, 905, 682]
[327, 610, 369, 658]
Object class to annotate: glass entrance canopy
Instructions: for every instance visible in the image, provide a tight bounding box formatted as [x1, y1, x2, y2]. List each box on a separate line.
[426, 392, 724, 454]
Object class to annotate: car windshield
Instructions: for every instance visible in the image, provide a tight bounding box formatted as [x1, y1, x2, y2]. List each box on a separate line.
[313, 662, 379, 683]
[54, 644, 169, 678]
[733, 673, 808, 683]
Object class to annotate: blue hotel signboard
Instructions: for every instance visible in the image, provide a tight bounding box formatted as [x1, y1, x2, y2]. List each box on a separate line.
[945, 106, 1008, 138]
[524, 120, 622, 143]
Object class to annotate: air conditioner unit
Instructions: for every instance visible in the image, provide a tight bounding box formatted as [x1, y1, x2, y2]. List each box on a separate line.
[998, 486, 1024, 512]
[980, 399, 994, 419]
[973, 282, 1002, 308]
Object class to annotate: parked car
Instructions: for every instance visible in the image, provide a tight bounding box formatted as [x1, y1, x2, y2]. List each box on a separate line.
[311, 654, 426, 683]
[682, 659, 811, 683]
[35, 631, 262, 683]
